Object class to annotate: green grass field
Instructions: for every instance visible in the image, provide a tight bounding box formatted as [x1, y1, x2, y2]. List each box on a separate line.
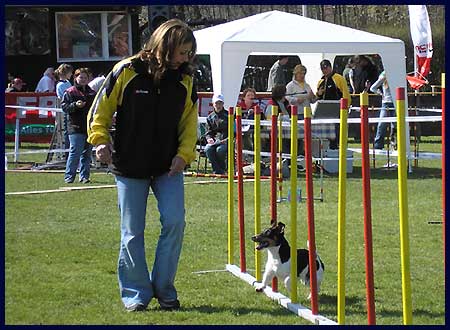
[4, 137, 445, 325]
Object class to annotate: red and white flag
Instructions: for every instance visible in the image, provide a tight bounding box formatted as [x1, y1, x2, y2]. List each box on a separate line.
[408, 5, 433, 78]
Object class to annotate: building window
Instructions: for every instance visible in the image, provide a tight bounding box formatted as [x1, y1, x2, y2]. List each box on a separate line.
[56, 12, 131, 62]
[5, 7, 51, 56]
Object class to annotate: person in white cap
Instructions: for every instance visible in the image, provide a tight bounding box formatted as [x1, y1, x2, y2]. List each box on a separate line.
[204, 93, 229, 174]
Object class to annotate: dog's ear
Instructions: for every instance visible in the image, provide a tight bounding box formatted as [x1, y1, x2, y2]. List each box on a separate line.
[278, 222, 285, 233]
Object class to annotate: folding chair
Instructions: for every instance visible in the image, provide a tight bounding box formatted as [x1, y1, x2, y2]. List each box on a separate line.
[196, 122, 209, 173]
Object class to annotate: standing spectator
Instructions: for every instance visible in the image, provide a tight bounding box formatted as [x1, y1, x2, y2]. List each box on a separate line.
[370, 70, 396, 150]
[267, 55, 289, 91]
[55, 63, 74, 153]
[88, 73, 106, 92]
[350, 55, 379, 94]
[87, 19, 198, 312]
[5, 77, 26, 92]
[61, 68, 96, 183]
[205, 94, 228, 174]
[55, 64, 74, 99]
[316, 59, 350, 149]
[342, 57, 356, 93]
[285, 64, 316, 119]
[35, 67, 56, 92]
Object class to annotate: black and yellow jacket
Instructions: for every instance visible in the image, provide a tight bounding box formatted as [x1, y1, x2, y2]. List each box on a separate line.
[87, 55, 198, 178]
[317, 72, 351, 105]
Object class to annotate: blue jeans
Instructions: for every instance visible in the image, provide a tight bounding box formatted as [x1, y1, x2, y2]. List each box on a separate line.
[115, 173, 186, 308]
[374, 102, 396, 149]
[64, 133, 92, 182]
[205, 142, 227, 174]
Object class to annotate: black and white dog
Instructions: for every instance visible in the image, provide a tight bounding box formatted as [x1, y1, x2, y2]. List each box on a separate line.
[251, 220, 325, 299]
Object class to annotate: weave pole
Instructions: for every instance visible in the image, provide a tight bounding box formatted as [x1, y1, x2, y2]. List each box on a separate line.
[396, 88, 413, 324]
[270, 105, 278, 292]
[227, 107, 235, 265]
[337, 98, 349, 324]
[278, 117, 284, 202]
[235, 106, 246, 272]
[289, 105, 298, 304]
[441, 73, 446, 272]
[304, 106, 319, 315]
[254, 105, 262, 282]
[360, 92, 376, 325]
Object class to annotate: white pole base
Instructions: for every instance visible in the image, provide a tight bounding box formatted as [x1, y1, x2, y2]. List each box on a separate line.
[226, 264, 337, 325]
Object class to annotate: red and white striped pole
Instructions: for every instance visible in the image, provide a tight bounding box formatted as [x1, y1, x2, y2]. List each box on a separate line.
[360, 92, 376, 325]
[235, 106, 246, 272]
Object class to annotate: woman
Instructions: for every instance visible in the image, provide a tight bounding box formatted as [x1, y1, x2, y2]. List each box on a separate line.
[205, 93, 228, 174]
[87, 19, 198, 312]
[62, 68, 96, 183]
[237, 87, 259, 119]
[35, 67, 55, 92]
[285, 64, 316, 119]
[55, 63, 74, 100]
[370, 70, 396, 150]
[237, 87, 259, 154]
[263, 84, 293, 154]
[55, 63, 74, 153]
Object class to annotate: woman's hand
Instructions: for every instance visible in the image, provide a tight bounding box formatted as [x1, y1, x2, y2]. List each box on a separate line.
[297, 96, 306, 104]
[76, 100, 86, 108]
[95, 143, 112, 164]
[168, 155, 186, 176]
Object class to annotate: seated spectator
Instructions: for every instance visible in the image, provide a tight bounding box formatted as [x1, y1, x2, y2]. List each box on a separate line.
[5, 77, 26, 92]
[263, 84, 294, 155]
[205, 94, 228, 174]
[236, 87, 260, 154]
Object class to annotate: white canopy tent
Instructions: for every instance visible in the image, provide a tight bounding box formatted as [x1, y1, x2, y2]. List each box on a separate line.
[193, 10, 407, 108]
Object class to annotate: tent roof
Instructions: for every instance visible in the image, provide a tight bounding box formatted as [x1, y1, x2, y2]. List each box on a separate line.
[195, 10, 401, 52]
[194, 10, 406, 109]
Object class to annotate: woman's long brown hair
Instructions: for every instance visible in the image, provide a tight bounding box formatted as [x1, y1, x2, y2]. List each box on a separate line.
[138, 19, 197, 84]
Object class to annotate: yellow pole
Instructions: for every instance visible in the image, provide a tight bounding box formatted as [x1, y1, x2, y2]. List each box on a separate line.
[337, 98, 349, 324]
[254, 106, 262, 282]
[228, 107, 235, 265]
[290, 105, 298, 304]
[396, 88, 413, 324]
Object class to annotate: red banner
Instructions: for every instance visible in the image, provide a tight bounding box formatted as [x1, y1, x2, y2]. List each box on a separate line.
[5, 92, 57, 143]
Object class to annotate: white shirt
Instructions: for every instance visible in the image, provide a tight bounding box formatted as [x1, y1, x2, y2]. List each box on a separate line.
[35, 75, 55, 92]
[88, 76, 106, 92]
[285, 79, 314, 115]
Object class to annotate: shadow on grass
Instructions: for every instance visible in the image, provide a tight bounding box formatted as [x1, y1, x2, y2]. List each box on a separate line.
[150, 293, 364, 319]
[316, 166, 442, 180]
